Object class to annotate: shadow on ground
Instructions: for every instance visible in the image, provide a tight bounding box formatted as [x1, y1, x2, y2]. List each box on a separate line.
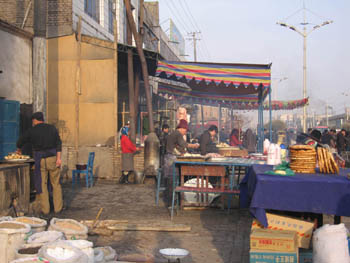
[56, 180, 254, 262]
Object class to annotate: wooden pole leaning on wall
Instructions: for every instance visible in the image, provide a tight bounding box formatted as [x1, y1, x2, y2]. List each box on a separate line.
[126, 15, 136, 143]
[124, 0, 154, 132]
[113, 16, 119, 150]
[75, 16, 82, 160]
[133, 0, 144, 139]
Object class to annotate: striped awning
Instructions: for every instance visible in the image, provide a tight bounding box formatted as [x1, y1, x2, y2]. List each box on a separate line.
[155, 60, 271, 105]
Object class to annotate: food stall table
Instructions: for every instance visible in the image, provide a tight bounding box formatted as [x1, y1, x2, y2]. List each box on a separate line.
[0, 162, 31, 215]
[240, 164, 350, 227]
[171, 158, 265, 219]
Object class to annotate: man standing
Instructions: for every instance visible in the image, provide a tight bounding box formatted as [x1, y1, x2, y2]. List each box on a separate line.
[16, 112, 63, 216]
[199, 125, 219, 155]
[337, 129, 347, 154]
[159, 124, 170, 167]
[163, 119, 199, 204]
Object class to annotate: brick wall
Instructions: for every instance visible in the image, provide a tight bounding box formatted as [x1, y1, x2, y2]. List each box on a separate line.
[0, 0, 73, 37]
[62, 145, 145, 181]
[47, 0, 73, 37]
[0, 0, 34, 33]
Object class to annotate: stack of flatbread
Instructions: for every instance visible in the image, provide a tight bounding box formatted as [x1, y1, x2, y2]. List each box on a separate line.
[317, 147, 339, 174]
[289, 145, 316, 173]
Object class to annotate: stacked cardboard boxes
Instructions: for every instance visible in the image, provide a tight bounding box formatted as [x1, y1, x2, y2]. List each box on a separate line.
[251, 213, 314, 249]
[250, 228, 298, 263]
[250, 213, 315, 263]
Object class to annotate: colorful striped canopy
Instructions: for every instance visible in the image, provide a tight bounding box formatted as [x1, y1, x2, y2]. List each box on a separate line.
[157, 88, 308, 111]
[155, 60, 271, 104]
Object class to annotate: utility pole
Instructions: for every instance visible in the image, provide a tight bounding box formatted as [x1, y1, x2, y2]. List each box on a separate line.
[326, 103, 329, 126]
[188, 31, 200, 62]
[277, 2, 333, 133]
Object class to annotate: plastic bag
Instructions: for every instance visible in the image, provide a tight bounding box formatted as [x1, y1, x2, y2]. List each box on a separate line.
[94, 247, 105, 263]
[14, 217, 47, 233]
[313, 223, 350, 263]
[38, 241, 87, 263]
[27, 230, 65, 245]
[0, 221, 32, 262]
[95, 246, 117, 261]
[10, 257, 50, 263]
[65, 240, 94, 263]
[48, 218, 88, 240]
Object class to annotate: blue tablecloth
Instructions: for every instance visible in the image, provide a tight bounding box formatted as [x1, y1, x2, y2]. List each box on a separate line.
[240, 164, 350, 227]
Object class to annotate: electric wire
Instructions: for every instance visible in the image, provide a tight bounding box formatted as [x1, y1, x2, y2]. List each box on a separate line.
[180, 0, 212, 61]
[162, 0, 189, 33]
[168, 0, 192, 33]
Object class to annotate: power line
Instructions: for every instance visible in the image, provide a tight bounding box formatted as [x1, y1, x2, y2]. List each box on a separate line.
[168, 0, 192, 32]
[179, 0, 199, 31]
[162, 0, 188, 33]
[179, 0, 212, 61]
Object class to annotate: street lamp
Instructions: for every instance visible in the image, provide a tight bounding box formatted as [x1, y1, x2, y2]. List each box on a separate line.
[277, 8, 333, 133]
[272, 77, 288, 101]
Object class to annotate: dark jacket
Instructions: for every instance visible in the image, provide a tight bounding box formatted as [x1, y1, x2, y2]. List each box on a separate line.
[166, 130, 187, 155]
[337, 133, 347, 153]
[199, 131, 218, 155]
[243, 129, 256, 153]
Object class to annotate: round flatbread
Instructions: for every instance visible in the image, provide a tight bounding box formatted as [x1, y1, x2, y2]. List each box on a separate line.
[290, 150, 316, 154]
[290, 145, 315, 150]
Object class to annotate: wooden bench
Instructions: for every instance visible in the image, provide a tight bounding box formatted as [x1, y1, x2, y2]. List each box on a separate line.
[174, 165, 240, 209]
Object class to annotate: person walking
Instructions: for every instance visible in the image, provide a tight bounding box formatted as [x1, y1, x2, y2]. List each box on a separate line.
[16, 112, 63, 216]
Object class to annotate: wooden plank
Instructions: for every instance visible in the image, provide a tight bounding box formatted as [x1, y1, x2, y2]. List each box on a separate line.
[181, 165, 225, 176]
[107, 224, 191, 232]
[80, 219, 128, 228]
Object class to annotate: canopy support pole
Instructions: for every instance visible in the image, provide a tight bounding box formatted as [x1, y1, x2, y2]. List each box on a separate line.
[218, 104, 221, 142]
[257, 95, 264, 153]
[269, 87, 272, 142]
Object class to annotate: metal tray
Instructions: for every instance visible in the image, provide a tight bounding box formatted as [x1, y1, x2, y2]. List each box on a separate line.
[206, 157, 236, 162]
[4, 158, 30, 162]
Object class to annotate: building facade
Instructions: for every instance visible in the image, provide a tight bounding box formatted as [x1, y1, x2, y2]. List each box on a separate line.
[0, 0, 183, 179]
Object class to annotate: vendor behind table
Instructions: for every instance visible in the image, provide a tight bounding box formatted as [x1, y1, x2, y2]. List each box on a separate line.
[199, 125, 219, 156]
[163, 119, 199, 205]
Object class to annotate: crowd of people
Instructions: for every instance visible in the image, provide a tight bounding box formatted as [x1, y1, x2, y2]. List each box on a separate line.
[320, 128, 350, 155]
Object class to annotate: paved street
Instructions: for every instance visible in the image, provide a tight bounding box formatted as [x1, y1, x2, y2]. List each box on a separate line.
[58, 179, 252, 263]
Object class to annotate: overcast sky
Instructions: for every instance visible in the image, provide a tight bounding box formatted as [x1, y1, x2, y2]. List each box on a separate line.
[150, 0, 350, 117]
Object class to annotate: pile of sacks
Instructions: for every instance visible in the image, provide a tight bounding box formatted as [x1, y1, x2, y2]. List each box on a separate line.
[0, 216, 118, 263]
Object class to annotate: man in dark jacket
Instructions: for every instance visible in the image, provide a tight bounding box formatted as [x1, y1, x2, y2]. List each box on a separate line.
[16, 112, 63, 216]
[199, 125, 219, 155]
[159, 124, 169, 167]
[337, 129, 347, 154]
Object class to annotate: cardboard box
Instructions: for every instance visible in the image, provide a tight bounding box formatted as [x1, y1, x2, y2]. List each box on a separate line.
[250, 249, 299, 263]
[252, 213, 314, 249]
[250, 228, 297, 252]
[299, 248, 312, 263]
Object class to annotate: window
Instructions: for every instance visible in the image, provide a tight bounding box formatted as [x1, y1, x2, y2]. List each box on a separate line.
[85, 0, 100, 22]
[108, 0, 114, 34]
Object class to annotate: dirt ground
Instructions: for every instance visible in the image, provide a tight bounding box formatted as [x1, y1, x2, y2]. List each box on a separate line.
[53, 178, 350, 263]
[55, 178, 251, 263]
